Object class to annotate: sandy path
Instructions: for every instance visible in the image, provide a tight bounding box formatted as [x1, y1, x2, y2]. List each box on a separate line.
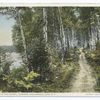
[71, 51, 96, 92]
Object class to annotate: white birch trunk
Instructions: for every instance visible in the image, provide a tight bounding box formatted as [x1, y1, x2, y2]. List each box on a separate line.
[17, 9, 28, 63]
[58, 7, 66, 63]
[58, 7, 66, 51]
[43, 8, 48, 42]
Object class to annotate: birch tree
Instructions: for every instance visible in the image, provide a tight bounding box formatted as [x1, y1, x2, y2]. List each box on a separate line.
[16, 8, 28, 65]
[43, 8, 48, 42]
[58, 7, 66, 63]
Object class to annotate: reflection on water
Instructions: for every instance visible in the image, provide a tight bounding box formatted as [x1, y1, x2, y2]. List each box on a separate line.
[6, 52, 23, 70]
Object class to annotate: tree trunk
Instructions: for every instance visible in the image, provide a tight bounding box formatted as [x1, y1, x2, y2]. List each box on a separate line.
[16, 9, 32, 72]
[58, 7, 66, 63]
[43, 8, 48, 42]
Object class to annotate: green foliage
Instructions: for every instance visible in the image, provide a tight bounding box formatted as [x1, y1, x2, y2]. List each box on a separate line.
[3, 67, 40, 92]
[1, 7, 99, 92]
[15, 71, 39, 91]
[24, 71, 39, 81]
[12, 24, 24, 53]
[12, 8, 50, 77]
[86, 44, 100, 92]
[96, 41, 100, 50]
[38, 61, 80, 92]
[0, 47, 12, 91]
[2, 66, 27, 92]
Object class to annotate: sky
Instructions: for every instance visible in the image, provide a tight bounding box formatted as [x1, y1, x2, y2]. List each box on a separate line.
[0, 14, 15, 46]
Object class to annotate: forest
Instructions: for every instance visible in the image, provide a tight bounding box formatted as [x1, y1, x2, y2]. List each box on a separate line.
[0, 7, 100, 92]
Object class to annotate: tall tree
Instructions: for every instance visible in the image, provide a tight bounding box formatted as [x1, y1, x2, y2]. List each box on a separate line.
[43, 8, 48, 42]
[58, 7, 66, 63]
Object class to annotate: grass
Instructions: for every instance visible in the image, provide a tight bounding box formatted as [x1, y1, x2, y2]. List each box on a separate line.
[85, 50, 100, 92]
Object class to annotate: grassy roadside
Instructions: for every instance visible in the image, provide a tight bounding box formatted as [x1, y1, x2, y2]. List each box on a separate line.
[38, 61, 80, 92]
[85, 50, 100, 92]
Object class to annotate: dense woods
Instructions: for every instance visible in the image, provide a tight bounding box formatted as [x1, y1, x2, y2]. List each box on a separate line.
[0, 7, 100, 92]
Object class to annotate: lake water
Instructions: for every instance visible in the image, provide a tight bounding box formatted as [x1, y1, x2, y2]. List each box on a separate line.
[6, 52, 23, 70]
